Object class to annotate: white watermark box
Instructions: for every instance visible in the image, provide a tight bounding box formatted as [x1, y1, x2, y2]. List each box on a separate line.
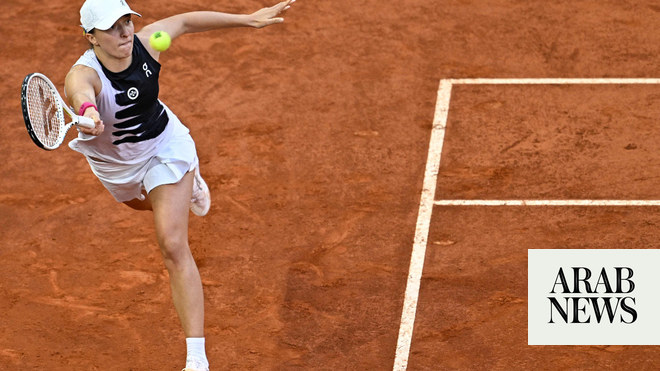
[528, 249, 660, 345]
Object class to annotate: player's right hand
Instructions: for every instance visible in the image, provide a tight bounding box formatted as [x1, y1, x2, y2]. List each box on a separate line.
[79, 109, 104, 136]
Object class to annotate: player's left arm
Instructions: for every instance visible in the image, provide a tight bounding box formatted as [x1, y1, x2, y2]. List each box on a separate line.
[136, 0, 294, 53]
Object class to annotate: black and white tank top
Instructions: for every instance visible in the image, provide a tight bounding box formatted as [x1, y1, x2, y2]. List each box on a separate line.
[69, 36, 186, 164]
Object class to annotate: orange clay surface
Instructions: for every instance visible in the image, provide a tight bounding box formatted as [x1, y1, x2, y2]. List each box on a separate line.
[3, 0, 660, 369]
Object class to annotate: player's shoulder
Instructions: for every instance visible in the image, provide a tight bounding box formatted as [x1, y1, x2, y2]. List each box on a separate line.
[67, 64, 99, 80]
[134, 31, 160, 61]
[135, 28, 150, 41]
[65, 64, 102, 92]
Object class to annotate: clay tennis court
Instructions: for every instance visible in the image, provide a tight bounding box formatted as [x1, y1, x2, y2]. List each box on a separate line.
[3, 0, 660, 369]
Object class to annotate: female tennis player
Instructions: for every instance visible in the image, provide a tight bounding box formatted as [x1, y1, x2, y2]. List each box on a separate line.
[65, 0, 295, 370]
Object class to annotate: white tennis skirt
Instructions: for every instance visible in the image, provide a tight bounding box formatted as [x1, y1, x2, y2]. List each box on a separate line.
[85, 131, 199, 203]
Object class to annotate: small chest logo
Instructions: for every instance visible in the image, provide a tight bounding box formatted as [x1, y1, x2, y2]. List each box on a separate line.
[143, 63, 152, 78]
[127, 87, 139, 100]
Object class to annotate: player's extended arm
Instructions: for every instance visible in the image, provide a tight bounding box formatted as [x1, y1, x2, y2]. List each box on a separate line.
[138, 0, 295, 41]
[64, 65, 104, 136]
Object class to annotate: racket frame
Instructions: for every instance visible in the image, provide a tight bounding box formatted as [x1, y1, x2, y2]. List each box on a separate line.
[21, 72, 95, 150]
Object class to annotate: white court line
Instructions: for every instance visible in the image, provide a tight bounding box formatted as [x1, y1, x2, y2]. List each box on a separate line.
[450, 78, 660, 85]
[393, 80, 453, 371]
[394, 77, 660, 370]
[434, 200, 660, 206]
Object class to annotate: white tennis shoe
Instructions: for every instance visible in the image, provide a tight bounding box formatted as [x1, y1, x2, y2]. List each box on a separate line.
[190, 167, 211, 216]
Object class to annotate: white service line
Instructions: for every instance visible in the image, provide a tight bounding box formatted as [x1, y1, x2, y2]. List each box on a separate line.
[394, 80, 453, 371]
[434, 200, 660, 206]
[450, 78, 660, 85]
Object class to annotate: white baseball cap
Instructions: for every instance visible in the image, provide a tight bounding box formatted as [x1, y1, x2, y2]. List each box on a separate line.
[80, 0, 141, 32]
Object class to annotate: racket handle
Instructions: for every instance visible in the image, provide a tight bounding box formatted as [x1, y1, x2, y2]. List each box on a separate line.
[77, 115, 96, 129]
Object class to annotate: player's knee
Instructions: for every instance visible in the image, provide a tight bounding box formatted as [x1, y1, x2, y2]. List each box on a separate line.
[158, 235, 191, 269]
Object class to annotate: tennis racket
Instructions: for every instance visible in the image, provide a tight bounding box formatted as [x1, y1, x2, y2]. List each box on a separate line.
[21, 72, 95, 150]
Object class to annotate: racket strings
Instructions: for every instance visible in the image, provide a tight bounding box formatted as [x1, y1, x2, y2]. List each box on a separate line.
[26, 78, 63, 147]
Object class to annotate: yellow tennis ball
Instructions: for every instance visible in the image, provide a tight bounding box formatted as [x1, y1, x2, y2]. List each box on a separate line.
[149, 31, 171, 52]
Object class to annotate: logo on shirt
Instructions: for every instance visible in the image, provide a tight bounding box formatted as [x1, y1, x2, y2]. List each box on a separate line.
[127, 87, 139, 100]
[143, 63, 152, 78]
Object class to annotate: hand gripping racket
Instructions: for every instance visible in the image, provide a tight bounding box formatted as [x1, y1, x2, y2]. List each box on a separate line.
[21, 73, 95, 150]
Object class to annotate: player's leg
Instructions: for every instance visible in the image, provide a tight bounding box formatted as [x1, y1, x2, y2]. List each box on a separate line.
[123, 192, 152, 211]
[148, 171, 204, 337]
[123, 167, 210, 214]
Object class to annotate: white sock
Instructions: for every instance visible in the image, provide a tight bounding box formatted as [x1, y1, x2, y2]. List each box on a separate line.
[186, 337, 209, 369]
